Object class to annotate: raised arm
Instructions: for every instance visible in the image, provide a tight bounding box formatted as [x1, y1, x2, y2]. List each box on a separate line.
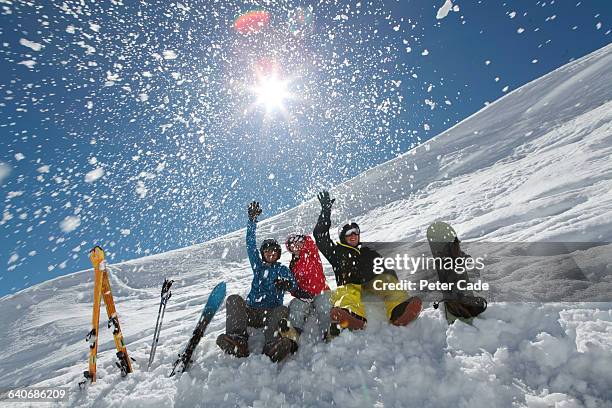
[246, 201, 263, 271]
[313, 191, 336, 261]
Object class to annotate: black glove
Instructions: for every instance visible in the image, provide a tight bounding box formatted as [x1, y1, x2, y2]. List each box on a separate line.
[291, 287, 314, 300]
[248, 201, 262, 221]
[317, 191, 335, 211]
[274, 279, 293, 292]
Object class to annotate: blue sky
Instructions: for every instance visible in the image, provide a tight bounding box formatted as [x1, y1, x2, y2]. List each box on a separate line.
[0, 0, 610, 296]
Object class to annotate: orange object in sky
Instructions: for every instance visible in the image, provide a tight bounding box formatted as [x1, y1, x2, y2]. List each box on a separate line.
[234, 10, 270, 34]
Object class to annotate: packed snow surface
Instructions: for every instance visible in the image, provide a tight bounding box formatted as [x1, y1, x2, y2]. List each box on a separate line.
[0, 45, 611, 407]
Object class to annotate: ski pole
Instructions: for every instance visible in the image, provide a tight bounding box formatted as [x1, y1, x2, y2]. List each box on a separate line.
[148, 279, 173, 370]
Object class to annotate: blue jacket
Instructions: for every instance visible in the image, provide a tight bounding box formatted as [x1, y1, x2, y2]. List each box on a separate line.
[246, 220, 296, 308]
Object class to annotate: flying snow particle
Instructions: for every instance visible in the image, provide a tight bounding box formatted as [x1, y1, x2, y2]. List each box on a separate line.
[436, 0, 454, 20]
[485, 60, 491, 65]
[595, 22, 602, 30]
[163, 50, 177, 60]
[0, 162, 11, 183]
[37, 165, 50, 173]
[502, 86, 509, 92]
[85, 167, 104, 183]
[517, 27, 525, 34]
[8, 253, 19, 264]
[136, 180, 148, 198]
[60, 215, 81, 233]
[509, 11, 517, 19]
[532, 59, 538, 64]
[18, 60, 36, 69]
[120, 229, 131, 236]
[424, 123, 430, 131]
[7, 191, 23, 200]
[421, 49, 429, 56]
[268, 173, 275, 180]
[19, 38, 44, 51]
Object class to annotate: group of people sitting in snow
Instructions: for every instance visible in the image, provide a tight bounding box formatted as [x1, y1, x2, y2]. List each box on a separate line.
[215, 191, 424, 363]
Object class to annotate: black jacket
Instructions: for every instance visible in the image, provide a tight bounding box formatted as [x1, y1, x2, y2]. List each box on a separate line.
[313, 208, 393, 286]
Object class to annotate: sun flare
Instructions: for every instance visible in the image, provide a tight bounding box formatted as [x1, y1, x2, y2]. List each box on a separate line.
[252, 75, 291, 112]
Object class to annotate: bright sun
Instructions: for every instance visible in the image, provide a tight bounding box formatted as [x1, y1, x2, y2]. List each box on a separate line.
[252, 75, 291, 112]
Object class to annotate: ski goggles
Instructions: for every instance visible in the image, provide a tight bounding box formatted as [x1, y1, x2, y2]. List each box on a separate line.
[286, 234, 306, 245]
[343, 224, 360, 237]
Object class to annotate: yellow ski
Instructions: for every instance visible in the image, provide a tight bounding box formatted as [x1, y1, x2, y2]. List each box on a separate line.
[101, 269, 134, 375]
[80, 246, 105, 386]
[79, 246, 133, 388]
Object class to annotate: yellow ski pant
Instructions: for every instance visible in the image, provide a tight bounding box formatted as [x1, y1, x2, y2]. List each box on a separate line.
[329, 273, 409, 320]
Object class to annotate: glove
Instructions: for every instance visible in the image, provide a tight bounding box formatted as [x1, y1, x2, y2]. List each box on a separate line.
[317, 191, 335, 211]
[248, 201, 262, 221]
[274, 279, 293, 292]
[291, 287, 314, 300]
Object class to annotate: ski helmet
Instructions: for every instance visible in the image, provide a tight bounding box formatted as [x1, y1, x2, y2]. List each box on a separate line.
[339, 222, 360, 244]
[260, 238, 281, 260]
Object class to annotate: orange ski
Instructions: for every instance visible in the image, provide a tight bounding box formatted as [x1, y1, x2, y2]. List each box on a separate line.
[80, 246, 105, 386]
[80, 246, 133, 388]
[101, 269, 134, 375]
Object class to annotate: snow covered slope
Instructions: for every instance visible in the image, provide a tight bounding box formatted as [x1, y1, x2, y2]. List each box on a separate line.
[1, 44, 611, 407]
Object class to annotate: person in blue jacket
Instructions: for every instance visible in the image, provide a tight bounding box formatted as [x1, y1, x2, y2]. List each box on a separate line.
[216, 201, 298, 362]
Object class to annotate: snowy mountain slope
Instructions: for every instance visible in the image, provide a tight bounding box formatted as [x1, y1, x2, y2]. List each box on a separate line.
[0, 44, 611, 407]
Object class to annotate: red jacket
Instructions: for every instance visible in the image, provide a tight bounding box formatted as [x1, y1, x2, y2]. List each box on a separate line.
[287, 235, 329, 297]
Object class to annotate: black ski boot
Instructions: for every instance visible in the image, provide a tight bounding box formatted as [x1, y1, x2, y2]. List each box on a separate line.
[216, 334, 249, 358]
[263, 337, 297, 363]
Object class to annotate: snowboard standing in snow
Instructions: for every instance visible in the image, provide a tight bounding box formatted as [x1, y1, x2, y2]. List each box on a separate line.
[79, 246, 134, 388]
[169, 281, 226, 376]
[147, 279, 174, 371]
[426, 222, 487, 324]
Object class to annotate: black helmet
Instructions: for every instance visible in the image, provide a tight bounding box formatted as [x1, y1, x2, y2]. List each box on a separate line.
[339, 222, 360, 244]
[260, 238, 281, 260]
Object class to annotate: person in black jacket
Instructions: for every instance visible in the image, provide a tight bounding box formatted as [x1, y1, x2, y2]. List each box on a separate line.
[313, 191, 422, 330]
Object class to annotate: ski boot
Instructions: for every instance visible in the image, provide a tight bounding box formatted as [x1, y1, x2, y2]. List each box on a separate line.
[390, 296, 422, 326]
[278, 318, 300, 343]
[330, 307, 367, 330]
[216, 334, 249, 358]
[263, 336, 298, 363]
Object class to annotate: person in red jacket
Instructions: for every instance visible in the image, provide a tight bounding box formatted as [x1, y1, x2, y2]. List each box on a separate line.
[279, 233, 331, 346]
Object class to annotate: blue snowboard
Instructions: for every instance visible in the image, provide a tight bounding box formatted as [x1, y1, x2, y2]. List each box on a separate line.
[169, 281, 226, 376]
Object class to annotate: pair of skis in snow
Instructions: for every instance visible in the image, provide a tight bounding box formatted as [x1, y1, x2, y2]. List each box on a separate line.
[79, 245, 226, 387]
[79, 246, 134, 388]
